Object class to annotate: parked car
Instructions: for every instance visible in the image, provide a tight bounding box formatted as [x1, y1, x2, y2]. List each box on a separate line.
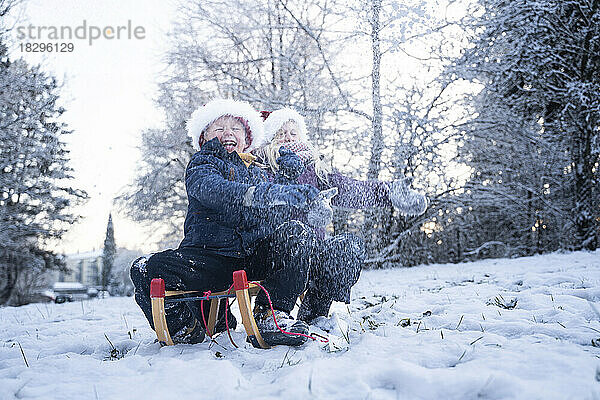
[53, 282, 88, 303]
[25, 290, 72, 304]
[54, 293, 73, 304]
[26, 290, 58, 304]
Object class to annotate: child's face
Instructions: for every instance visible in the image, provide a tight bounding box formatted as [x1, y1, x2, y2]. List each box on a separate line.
[275, 121, 300, 145]
[204, 116, 247, 153]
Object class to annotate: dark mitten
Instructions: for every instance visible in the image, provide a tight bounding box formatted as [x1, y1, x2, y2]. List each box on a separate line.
[276, 146, 305, 182]
[244, 183, 319, 209]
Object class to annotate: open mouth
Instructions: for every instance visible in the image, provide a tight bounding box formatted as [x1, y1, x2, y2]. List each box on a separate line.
[221, 140, 237, 152]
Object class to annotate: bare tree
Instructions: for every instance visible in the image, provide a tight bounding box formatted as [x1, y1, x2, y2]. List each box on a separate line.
[119, 0, 342, 243]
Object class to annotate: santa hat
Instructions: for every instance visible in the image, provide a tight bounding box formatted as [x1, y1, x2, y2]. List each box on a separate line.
[261, 107, 308, 147]
[186, 99, 264, 152]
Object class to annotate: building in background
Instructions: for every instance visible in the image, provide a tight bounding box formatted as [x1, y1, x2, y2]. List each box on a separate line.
[54, 248, 140, 295]
[60, 250, 103, 286]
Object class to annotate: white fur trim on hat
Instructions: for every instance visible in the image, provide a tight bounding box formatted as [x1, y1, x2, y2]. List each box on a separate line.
[186, 99, 264, 151]
[261, 108, 308, 147]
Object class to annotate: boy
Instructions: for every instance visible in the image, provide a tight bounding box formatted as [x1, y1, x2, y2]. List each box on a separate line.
[131, 99, 322, 346]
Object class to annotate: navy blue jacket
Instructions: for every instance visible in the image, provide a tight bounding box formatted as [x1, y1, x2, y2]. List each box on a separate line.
[179, 138, 313, 257]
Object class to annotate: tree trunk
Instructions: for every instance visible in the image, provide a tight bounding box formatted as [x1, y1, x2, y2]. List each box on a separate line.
[367, 0, 383, 180]
[362, 0, 386, 264]
[0, 255, 19, 305]
[571, 0, 599, 251]
[572, 128, 598, 250]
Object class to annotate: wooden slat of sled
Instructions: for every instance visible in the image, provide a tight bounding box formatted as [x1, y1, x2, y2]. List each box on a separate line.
[149, 276, 269, 349]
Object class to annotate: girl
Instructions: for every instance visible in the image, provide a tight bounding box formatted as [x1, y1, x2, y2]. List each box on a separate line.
[256, 108, 428, 323]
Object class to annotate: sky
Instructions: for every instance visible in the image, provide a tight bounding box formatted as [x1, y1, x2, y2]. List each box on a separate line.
[7, 0, 177, 254]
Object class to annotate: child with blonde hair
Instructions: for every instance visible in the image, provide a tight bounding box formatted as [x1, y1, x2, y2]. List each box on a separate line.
[256, 108, 428, 323]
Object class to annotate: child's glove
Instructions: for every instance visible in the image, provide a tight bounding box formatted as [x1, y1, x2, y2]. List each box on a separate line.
[244, 183, 319, 209]
[389, 177, 428, 216]
[306, 187, 338, 227]
[276, 146, 305, 182]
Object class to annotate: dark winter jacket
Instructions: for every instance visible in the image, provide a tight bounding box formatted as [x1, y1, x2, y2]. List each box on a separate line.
[180, 138, 316, 257]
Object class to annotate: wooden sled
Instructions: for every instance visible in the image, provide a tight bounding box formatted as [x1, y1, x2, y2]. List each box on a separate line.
[150, 270, 270, 349]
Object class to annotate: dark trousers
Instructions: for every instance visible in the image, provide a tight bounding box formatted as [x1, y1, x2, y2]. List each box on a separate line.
[131, 221, 317, 335]
[297, 233, 365, 322]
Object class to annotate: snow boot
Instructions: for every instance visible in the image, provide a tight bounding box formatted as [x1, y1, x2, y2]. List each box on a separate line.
[171, 319, 206, 344]
[213, 309, 238, 335]
[307, 313, 350, 353]
[253, 304, 309, 347]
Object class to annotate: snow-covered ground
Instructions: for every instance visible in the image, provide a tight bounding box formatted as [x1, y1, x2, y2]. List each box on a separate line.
[2, 251, 600, 400]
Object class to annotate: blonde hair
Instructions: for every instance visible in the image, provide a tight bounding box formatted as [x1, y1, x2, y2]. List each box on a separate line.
[261, 123, 330, 183]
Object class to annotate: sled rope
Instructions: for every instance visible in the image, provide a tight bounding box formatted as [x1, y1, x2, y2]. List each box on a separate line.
[251, 281, 328, 344]
[179, 280, 328, 347]
[200, 291, 212, 337]
[198, 286, 239, 348]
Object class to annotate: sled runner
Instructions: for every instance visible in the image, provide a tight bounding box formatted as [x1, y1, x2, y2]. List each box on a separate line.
[150, 270, 270, 349]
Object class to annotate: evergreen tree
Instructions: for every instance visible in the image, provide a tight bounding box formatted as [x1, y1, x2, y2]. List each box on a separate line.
[0, 37, 87, 305]
[101, 214, 116, 292]
[448, 0, 599, 253]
